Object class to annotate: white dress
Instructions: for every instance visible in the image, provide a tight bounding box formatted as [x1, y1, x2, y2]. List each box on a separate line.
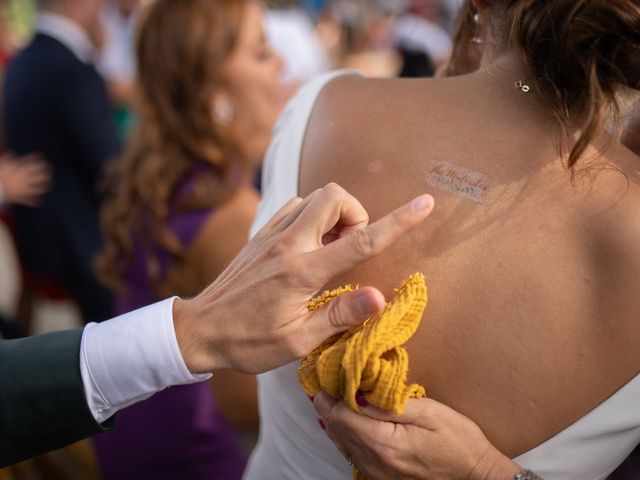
[244, 71, 640, 480]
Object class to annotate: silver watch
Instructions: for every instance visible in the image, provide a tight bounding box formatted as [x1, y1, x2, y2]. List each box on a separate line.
[514, 470, 545, 480]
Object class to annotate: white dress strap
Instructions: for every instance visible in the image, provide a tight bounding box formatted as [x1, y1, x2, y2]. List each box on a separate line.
[250, 70, 358, 239]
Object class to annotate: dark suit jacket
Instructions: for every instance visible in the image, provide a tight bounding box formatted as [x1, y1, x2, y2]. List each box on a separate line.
[0, 330, 112, 466]
[2, 33, 121, 322]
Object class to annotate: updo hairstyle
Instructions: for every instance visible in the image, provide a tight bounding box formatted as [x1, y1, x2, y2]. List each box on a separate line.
[448, 0, 640, 167]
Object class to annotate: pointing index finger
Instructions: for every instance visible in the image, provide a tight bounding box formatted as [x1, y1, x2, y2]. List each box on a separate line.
[302, 194, 434, 285]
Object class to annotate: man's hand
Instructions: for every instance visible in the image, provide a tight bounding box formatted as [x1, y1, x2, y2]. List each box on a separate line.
[173, 183, 434, 374]
[314, 392, 522, 480]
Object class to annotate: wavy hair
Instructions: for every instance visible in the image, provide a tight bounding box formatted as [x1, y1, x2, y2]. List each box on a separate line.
[97, 0, 250, 291]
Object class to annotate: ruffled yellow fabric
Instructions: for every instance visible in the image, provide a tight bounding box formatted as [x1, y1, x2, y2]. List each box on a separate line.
[298, 273, 428, 480]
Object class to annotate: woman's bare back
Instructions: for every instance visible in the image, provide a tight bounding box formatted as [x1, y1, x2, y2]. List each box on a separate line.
[299, 72, 640, 457]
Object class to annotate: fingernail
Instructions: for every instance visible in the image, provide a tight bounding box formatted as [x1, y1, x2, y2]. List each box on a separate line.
[355, 390, 369, 407]
[411, 194, 433, 212]
[318, 418, 326, 430]
[356, 292, 378, 316]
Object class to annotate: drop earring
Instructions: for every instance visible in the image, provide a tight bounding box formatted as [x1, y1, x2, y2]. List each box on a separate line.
[213, 96, 235, 125]
[471, 12, 484, 45]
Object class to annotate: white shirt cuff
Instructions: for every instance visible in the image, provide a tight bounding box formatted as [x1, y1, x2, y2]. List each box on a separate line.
[79, 297, 211, 424]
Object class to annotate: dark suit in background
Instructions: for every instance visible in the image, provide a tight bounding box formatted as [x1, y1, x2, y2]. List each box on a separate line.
[2, 33, 122, 323]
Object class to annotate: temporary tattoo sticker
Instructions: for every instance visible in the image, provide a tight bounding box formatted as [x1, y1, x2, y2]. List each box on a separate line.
[426, 161, 491, 204]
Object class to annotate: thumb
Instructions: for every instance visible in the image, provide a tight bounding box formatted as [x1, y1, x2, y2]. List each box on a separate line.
[305, 287, 385, 343]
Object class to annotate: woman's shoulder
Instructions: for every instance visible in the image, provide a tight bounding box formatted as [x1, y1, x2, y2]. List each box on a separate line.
[190, 185, 258, 246]
[581, 145, 640, 318]
[311, 73, 445, 120]
[291, 72, 448, 140]
[590, 170, 640, 261]
[584, 142, 640, 233]
[299, 74, 450, 199]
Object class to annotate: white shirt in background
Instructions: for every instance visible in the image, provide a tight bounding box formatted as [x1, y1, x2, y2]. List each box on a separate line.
[97, 4, 137, 84]
[266, 8, 329, 85]
[393, 13, 452, 65]
[441, 0, 465, 32]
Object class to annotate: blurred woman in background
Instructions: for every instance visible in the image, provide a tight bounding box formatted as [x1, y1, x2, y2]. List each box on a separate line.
[96, 1, 286, 478]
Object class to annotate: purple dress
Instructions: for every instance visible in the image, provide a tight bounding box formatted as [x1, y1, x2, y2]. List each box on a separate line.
[94, 166, 247, 480]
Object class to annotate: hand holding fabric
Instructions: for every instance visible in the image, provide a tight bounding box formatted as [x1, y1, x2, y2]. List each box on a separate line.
[314, 392, 522, 480]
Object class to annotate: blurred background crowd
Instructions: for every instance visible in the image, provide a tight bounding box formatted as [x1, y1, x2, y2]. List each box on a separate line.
[0, 0, 636, 479]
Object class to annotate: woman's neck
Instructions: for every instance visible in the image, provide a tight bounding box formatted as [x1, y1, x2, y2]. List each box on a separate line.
[480, 51, 527, 77]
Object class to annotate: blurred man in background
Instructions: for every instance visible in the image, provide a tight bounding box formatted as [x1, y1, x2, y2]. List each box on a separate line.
[2, 0, 121, 326]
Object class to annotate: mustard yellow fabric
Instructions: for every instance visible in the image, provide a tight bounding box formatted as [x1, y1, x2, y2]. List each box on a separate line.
[298, 273, 428, 480]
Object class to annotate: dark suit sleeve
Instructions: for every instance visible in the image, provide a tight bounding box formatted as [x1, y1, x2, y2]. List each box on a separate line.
[0, 329, 113, 467]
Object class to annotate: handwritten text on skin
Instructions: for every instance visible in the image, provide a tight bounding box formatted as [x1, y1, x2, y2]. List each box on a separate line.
[426, 161, 490, 204]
